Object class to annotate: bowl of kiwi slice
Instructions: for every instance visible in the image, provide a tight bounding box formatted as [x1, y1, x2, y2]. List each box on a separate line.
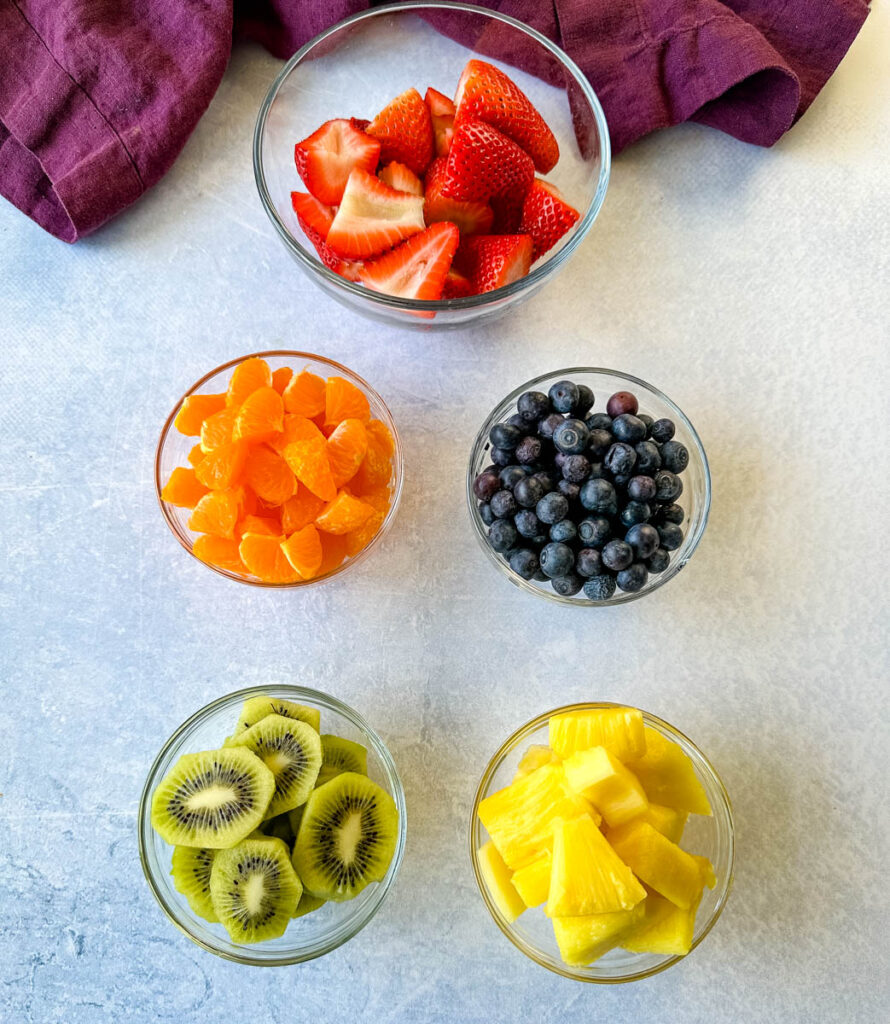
[138, 685, 407, 964]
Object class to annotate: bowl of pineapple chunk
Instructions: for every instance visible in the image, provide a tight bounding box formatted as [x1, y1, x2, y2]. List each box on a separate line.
[470, 703, 733, 982]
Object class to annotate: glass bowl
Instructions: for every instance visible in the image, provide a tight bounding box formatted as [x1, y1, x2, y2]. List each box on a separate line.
[253, 1, 610, 331]
[469, 702, 734, 983]
[467, 368, 711, 606]
[138, 685, 408, 965]
[155, 350, 403, 587]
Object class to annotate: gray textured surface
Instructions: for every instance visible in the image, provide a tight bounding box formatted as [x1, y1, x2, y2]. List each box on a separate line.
[1, 9, 889, 1022]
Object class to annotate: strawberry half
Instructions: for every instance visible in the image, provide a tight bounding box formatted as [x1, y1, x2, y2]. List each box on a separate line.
[294, 118, 381, 206]
[425, 86, 455, 157]
[290, 192, 363, 281]
[424, 156, 493, 236]
[490, 193, 525, 234]
[378, 160, 424, 196]
[367, 88, 434, 177]
[453, 234, 533, 295]
[358, 222, 460, 301]
[519, 178, 581, 261]
[442, 267, 474, 299]
[326, 168, 426, 259]
[440, 119, 534, 205]
[454, 59, 559, 173]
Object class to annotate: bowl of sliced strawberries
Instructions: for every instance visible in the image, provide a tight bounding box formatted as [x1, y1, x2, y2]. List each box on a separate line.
[253, 2, 610, 329]
[155, 352, 403, 586]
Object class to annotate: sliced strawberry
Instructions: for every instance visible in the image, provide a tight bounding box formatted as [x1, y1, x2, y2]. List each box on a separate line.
[454, 59, 559, 173]
[294, 118, 381, 206]
[442, 267, 474, 299]
[425, 86, 455, 157]
[519, 178, 581, 261]
[367, 88, 434, 176]
[290, 191, 335, 238]
[359, 222, 459, 301]
[423, 156, 493, 236]
[378, 160, 424, 196]
[490, 193, 525, 234]
[292, 195, 364, 281]
[326, 168, 426, 259]
[440, 119, 534, 205]
[350, 118, 371, 132]
[453, 234, 533, 294]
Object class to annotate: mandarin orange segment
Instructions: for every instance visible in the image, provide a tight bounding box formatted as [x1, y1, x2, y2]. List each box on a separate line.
[244, 445, 295, 505]
[356, 485, 391, 515]
[194, 440, 248, 490]
[239, 532, 300, 583]
[192, 534, 245, 573]
[237, 514, 281, 539]
[366, 419, 395, 458]
[324, 376, 370, 427]
[318, 531, 348, 576]
[174, 393, 226, 435]
[283, 369, 327, 417]
[326, 418, 368, 487]
[269, 413, 326, 454]
[188, 488, 243, 538]
[345, 510, 385, 557]
[226, 357, 272, 407]
[272, 366, 293, 395]
[187, 444, 205, 468]
[351, 434, 393, 493]
[161, 466, 209, 509]
[233, 386, 284, 443]
[282, 437, 337, 502]
[315, 490, 375, 535]
[281, 524, 324, 580]
[200, 406, 237, 453]
[281, 485, 328, 534]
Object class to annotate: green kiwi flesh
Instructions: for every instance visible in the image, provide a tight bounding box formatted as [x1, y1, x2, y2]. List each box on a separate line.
[292, 890, 326, 919]
[316, 734, 368, 788]
[260, 812, 297, 847]
[231, 696, 321, 737]
[170, 846, 218, 922]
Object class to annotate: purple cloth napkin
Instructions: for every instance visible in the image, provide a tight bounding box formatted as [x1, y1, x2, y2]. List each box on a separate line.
[0, 0, 870, 242]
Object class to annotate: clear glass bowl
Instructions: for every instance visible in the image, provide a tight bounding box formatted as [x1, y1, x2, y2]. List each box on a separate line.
[469, 703, 734, 983]
[467, 368, 711, 606]
[253, 1, 610, 331]
[138, 685, 408, 965]
[155, 350, 403, 587]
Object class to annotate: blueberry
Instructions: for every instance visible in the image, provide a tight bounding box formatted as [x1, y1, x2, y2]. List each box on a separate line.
[573, 384, 595, 418]
[617, 562, 648, 592]
[531, 471, 556, 493]
[499, 465, 527, 489]
[587, 461, 605, 480]
[553, 418, 590, 455]
[626, 475, 656, 502]
[549, 380, 580, 414]
[647, 548, 671, 574]
[490, 422, 522, 449]
[654, 470, 683, 502]
[634, 441, 661, 475]
[557, 480, 581, 502]
[625, 523, 659, 559]
[551, 572, 583, 597]
[540, 542, 574, 578]
[661, 440, 689, 474]
[579, 478, 618, 515]
[488, 519, 517, 552]
[649, 418, 675, 443]
[606, 391, 638, 417]
[509, 548, 540, 580]
[537, 412, 564, 440]
[533, 569, 549, 582]
[578, 516, 611, 548]
[620, 501, 651, 527]
[550, 519, 577, 543]
[553, 451, 568, 469]
[612, 473, 632, 490]
[604, 442, 637, 476]
[530, 533, 548, 547]
[602, 539, 633, 571]
[514, 509, 541, 538]
[490, 489, 517, 519]
[587, 428, 613, 459]
[586, 413, 613, 432]
[505, 412, 528, 431]
[479, 502, 495, 526]
[561, 454, 591, 483]
[576, 548, 603, 577]
[481, 464, 499, 476]
[490, 446, 513, 467]
[657, 522, 684, 551]
[638, 413, 654, 433]
[514, 476, 545, 508]
[515, 436, 543, 465]
[536, 492, 569, 525]
[612, 414, 647, 444]
[583, 574, 617, 601]
[473, 471, 500, 501]
[655, 502, 685, 525]
[517, 390, 550, 422]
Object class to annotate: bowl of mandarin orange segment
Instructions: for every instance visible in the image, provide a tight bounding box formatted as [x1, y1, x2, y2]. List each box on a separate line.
[156, 352, 403, 586]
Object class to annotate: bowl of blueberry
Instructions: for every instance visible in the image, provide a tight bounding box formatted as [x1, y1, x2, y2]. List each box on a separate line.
[467, 369, 710, 605]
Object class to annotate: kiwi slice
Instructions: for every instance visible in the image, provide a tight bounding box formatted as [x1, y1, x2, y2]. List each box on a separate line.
[228, 714, 322, 819]
[292, 772, 399, 901]
[316, 734, 368, 788]
[170, 846, 218, 922]
[210, 837, 302, 943]
[260, 812, 297, 847]
[287, 804, 305, 838]
[150, 747, 275, 848]
[231, 696, 321, 738]
[292, 891, 325, 919]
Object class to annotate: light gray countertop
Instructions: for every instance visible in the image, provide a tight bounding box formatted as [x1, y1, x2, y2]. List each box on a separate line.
[1, 8, 888, 1022]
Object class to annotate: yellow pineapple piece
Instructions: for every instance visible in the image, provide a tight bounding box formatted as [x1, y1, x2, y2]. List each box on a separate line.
[553, 903, 646, 966]
[693, 854, 716, 889]
[621, 890, 701, 956]
[627, 727, 711, 816]
[477, 841, 526, 923]
[513, 743, 558, 781]
[546, 816, 646, 917]
[605, 802, 687, 844]
[510, 852, 551, 908]
[607, 820, 702, 909]
[563, 745, 649, 826]
[548, 706, 646, 761]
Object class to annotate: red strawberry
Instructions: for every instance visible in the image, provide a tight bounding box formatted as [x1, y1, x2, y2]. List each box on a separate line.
[326, 168, 426, 259]
[378, 161, 424, 196]
[290, 193, 363, 281]
[452, 234, 533, 294]
[367, 88, 434, 176]
[294, 118, 381, 206]
[424, 156, 493, 236]
[490, 193, 525, 234]
[425, 86, 455, 157]
[442, 267, 474, 299]
[454, 59, 559, 173]
[440, 119, 534, 205]
[359, 222, 460, 301]
[519, 178, 581, 261]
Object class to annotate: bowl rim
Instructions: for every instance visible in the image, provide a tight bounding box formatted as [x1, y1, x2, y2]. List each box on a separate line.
[469, 701, 735, 983]
[154, 349, 404, 588]
[137, 684, 408, 965]
[466, 366, 712, 606]
[252, 0, 611, 312]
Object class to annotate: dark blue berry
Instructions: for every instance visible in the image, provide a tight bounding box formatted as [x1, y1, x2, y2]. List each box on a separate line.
[602, 539, 633, 571]
[561, 454, 590, 483]
[514, 476, 545, 508]
[654, 470, 683, 502]
[627, 475, 657, 502]
[654, 502, 685, 525]
[625, 523, 659, 559]
[617, 562, 648, 592]
[517, 390, 549, 422]
[490, 489, 517, 519]
[549, 380, 579, 414]
[479, 502, 495, 526]
[587, 429, 613, 458]
[612, 414, 647, 444]
[647, 548, 671, 574]
[530, 533, 548, 546]
[578, 516, 611, 548]
[550, 520, 577, 543]
[576, 548, 604, 577]
[583, 574, 617, 601]
[488, 520, 517, 552]
[490, 422, 522, 449]
[533, 569, 549, 582]
[551, 572, 583, 597]
[491, 446, 513, 467]
[612, 473, 632, 491]
[586, 413, 613, 432]
[509, 548, 540, 580]
[473, 471, 500, 501]
[604, 442, 636, 476]
[536, 492, 569, 525]
[557, 480, 581, 502]
[540, 542, 574, 578]
[573, 385, 595, 418]
[481, 464, 499, 476]
[515, 436, 542, 465]
[537, 413, 564, 439]
[499, 465, 527, 489]
[579, 478, 618, 514]
[657, 522, 684, 551]
[638, 413, 654, 433]
[661, 440, 689, 474]
[634, 441, 661, 475]
[620, 501, 651, 527]
[531, 471, 556, 492]
[587, 461, 605, 480]
[553, 418, 590, 455]
[514, 509, 541, 538]
[505, 412, 527, 431]
[606, 391, 638, 417]
[649, 418, 675, 443]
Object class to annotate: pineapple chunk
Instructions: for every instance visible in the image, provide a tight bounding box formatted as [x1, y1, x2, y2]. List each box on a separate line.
[546, 816, 646, 917]
[627, 727, 711, 816]
[510, 852, 551, 908]
[563, 746, 648, 826]
[553, 903, 646, 966]
[548, 706, 646, 761]
[621, 890, 701, 956]
[693, 854, 716, 889]
[605, 802, 687, 844]
[513, 744, 558, 781]
[477, 841, 526, 923]
[607, 820, 702, 909]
